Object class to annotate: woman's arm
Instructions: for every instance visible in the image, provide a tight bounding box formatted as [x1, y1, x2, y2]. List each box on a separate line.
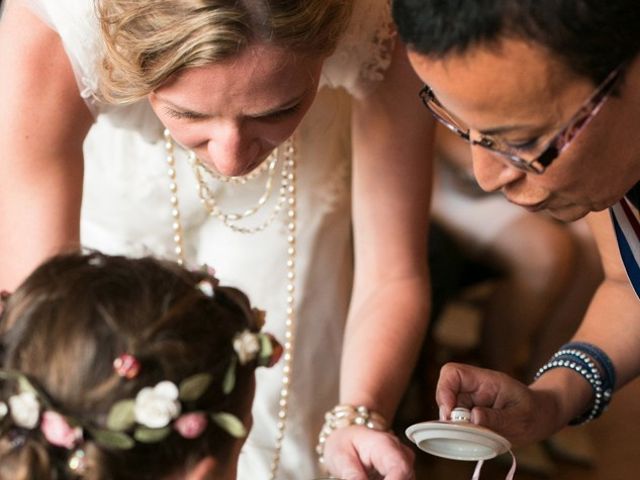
[436, 209, 640, 446]
[0, 1, 93, 290]
[323, 39, 435, 479]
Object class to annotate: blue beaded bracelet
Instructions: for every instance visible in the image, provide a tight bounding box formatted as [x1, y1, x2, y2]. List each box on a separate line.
[534, 345, 613, 425]
[562, 341, 616, 392]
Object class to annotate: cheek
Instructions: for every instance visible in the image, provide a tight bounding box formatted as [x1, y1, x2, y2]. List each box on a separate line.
[261, 112, 307, 144]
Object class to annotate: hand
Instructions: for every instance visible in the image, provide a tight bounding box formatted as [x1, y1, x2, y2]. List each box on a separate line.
[321, 425, 415, 480]
[436, 362, 560, 446]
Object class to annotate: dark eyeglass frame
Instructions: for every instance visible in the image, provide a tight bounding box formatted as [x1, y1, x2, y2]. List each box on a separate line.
[419, 65, 625, 174]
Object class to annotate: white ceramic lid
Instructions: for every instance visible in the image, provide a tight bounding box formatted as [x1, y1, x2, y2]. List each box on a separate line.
[405, 408, 511, 462]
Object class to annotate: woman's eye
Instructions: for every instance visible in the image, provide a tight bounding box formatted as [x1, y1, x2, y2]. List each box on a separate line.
[262, 104, 302, 121]
[164, 108, 203, 120]
[506, 137, 540, 152]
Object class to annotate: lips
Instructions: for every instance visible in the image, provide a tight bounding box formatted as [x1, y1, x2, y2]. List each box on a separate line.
[506, 197, 548, 212]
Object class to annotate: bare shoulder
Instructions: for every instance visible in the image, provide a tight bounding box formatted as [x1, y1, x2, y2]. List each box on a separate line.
[0, 1, 93, 150]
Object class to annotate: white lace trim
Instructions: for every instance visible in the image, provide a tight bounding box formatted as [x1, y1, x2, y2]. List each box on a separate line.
[356, 0, 397, 86]
[319, 160, 351, 215]
[320, 0, 397, 99]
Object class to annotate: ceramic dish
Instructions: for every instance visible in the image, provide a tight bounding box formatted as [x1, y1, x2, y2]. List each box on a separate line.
[405, 419, 511, 461]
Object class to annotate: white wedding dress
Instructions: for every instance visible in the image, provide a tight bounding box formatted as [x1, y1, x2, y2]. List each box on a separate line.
[20, 0, 397, 478]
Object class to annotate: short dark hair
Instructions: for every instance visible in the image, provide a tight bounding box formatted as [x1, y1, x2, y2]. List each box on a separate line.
[393, 0, 640, 83]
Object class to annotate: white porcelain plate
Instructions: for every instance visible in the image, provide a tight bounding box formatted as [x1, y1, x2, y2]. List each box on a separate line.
[405, 420, 511, 461]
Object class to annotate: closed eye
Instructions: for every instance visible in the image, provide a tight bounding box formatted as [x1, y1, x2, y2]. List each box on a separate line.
[256, 103, 302, 121]
[505, 137, 541, 152]
[163, 107, 207, 121]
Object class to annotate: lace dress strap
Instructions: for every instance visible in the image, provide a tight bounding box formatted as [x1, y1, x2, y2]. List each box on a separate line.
[320, 0, 397, 99]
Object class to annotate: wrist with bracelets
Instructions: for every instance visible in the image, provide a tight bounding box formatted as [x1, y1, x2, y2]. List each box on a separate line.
[534, 342, 616, 425]
[316, 404, 388, 464]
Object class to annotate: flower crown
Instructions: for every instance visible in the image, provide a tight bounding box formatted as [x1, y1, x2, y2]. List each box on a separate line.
[0, 276, 282, 474]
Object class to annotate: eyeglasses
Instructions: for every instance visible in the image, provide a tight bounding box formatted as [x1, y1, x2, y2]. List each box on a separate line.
[419, 65, 624, 174]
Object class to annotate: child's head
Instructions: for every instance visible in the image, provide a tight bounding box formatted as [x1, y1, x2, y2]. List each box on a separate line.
[0, 251, 281, 480]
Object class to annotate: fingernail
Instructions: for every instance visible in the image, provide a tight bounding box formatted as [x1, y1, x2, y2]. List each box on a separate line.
[439, 406, 447, 421]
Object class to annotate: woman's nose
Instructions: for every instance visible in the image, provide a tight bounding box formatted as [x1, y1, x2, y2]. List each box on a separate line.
[470, 144, 524, 193]
[205, 124, 260, 177]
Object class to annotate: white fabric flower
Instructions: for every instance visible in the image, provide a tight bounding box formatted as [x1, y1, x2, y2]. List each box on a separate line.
[9, 392, 40, 429]
[134, 381, 181, 429]
[196, 280, 214, 297]
[0, 401, 8, 420]
[233, 330, 261, 365]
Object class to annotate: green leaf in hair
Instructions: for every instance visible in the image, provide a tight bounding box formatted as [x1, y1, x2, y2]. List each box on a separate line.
[258, 333, 274, 366]
[179, 373, 213, 402]
[134, 426, 172, 443]
[106, 399, 136, 432]
[211, 412, 246, 438]
[90, 428, 135, 450]
[222, 356, 237, 394]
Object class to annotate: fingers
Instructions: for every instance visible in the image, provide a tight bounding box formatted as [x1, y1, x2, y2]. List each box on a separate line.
[375, 443, 415, 480]
[436, 362, 516, 411]
[323, 427, 415, 480]
[325, 441, 368, 480]
[435, 362, 482, 414]
[471, 405, 507, 432]
[368, 437, 414, 480]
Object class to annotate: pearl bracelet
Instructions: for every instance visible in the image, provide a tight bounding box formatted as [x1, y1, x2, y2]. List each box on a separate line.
[534, 347, 613, 425]
[316, 404, 388, 464]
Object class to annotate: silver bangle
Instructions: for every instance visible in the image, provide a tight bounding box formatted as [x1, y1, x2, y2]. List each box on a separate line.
[316, 404, 387, 464]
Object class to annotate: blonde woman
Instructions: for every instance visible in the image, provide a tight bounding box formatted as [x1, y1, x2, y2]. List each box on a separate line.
[0, 1, 433, 479]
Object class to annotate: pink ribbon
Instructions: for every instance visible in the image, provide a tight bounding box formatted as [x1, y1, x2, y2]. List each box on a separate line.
[472, 450, 516, 480]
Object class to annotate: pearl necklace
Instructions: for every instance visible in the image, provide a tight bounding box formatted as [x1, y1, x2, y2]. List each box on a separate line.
[190, 142, 292, 234]
[164, 130, 297, 479]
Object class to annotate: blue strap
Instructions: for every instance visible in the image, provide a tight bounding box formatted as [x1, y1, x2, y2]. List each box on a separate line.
[610, 208, 640, 299]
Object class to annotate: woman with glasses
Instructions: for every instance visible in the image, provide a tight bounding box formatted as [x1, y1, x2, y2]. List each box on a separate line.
[394, 0, 640, 447]
[0, 1, 432, 479]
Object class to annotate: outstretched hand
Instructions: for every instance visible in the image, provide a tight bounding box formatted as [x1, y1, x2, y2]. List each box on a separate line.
[436, 362, 561, 446]
[322, 426, 415, 480]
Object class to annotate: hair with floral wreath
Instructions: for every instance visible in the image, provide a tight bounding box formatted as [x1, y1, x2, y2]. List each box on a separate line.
[0, 251, 280, 480]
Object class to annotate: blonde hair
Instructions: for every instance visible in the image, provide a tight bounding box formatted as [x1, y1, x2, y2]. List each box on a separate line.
[97, 0, 353, 104]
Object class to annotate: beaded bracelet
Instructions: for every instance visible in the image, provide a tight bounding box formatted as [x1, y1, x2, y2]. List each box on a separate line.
[563, 341, 616, 392]
[556, 343, 615, 420]
[534, 345, 614, 425]
[316, 404, 388, 464]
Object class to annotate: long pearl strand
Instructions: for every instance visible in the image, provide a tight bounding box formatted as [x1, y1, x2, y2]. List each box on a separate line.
[164, 130, 297, 479]
[165, 131, 186, 265]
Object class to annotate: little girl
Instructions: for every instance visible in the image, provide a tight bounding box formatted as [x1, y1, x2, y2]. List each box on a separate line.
[0, 251, 281, 479]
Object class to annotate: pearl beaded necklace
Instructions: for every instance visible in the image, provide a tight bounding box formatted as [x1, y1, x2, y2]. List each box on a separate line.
[164, 130, 297, 479]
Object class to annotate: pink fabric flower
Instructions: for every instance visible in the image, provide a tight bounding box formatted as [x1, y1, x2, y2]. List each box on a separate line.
[113, 353, 141, 379]
[174, 412, 208, 439]
[41, 411, 82, 449]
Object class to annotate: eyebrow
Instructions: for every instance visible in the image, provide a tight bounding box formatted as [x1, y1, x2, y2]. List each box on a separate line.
[162, 102, 209, 119]
[157, 90, 308, 119]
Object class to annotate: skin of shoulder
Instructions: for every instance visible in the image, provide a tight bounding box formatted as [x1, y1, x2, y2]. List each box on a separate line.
[0, 2, 94, 290]
[581, 210, 640, 384]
